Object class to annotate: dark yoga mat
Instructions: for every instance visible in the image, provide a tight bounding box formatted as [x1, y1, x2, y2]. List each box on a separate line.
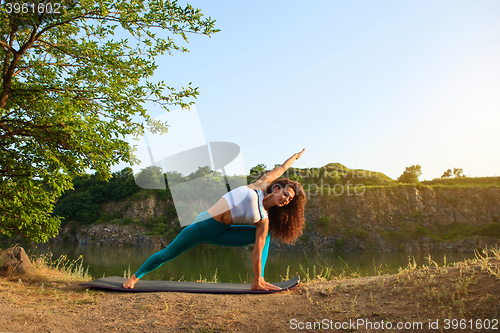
[81, 275, 300, 294]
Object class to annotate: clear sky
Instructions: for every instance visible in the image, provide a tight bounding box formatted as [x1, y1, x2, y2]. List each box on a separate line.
[121, 0, 500, 181]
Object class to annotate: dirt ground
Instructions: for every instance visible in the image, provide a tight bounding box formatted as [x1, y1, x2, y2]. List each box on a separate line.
[1, 255, 499, 332]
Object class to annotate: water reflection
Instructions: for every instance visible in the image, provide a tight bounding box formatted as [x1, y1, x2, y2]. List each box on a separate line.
[16, 243, 476, 283]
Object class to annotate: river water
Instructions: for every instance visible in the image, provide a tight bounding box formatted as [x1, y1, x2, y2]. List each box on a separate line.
[7, 243, 477, 283]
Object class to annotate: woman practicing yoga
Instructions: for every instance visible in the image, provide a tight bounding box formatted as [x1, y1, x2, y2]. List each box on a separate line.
[123, 149, 306, 291]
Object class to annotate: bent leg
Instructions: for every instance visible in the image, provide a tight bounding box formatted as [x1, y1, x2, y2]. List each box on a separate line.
[209, 225, 271, 277]
[260, 232, 271, 276]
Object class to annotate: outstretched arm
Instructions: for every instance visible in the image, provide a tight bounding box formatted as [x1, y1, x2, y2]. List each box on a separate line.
[251, 220, 280, 291]
[250, 149, 305, 191]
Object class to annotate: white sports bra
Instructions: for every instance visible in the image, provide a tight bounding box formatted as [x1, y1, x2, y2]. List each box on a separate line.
[222, 186, 268, 224]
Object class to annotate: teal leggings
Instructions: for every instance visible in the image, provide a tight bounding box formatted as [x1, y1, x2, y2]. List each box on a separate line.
[135, 211, 271, 279]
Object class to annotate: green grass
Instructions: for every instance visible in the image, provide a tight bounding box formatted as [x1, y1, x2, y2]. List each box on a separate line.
[414, 222, 500, 242]
[303, 177, 500, 196]
[422, 176, 500, 188]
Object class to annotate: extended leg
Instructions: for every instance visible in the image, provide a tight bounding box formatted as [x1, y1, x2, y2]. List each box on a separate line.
[134, 212, 229, 279]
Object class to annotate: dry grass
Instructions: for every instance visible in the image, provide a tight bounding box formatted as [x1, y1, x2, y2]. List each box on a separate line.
[298, 246, 500, 332]
[0, 247, 498, 332]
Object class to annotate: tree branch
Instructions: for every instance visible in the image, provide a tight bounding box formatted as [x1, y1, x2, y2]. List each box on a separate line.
[34, 13, 96, 41]
[0, 40, 17, 54]
[13, 63, 83, 76]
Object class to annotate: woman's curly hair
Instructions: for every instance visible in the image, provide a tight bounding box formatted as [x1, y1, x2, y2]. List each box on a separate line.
[265, 178, 306, 244]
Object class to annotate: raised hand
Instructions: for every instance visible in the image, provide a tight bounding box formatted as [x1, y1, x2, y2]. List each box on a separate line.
[296, 148, 305, 159]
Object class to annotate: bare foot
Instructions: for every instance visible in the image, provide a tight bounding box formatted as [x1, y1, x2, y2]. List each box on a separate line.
[123, 274, 139, 289]
[251, 277, 281, 291]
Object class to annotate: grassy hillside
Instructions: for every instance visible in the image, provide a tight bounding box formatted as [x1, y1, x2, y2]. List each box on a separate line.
[284, 163, 396, 189]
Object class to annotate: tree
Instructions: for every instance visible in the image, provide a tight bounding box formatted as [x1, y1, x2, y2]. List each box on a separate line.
[453, 168, 465, 178]
[0, 0, 218, 242]
[441, 169, 452, 178]
[135, 165, 164, 189]
[248, 164, 267, 183]
[441, 168, 465, 178]
[397, 165, 422, 184]
[187, 165, 216, 181]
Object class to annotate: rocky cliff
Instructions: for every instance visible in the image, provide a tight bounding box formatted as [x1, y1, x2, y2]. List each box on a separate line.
[297, 185, 500, 252]
[59, 185, 500, 252]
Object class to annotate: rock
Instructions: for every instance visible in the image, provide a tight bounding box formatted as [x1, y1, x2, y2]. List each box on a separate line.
[73, 223, 169, 248]
[0, 246, 35, 275]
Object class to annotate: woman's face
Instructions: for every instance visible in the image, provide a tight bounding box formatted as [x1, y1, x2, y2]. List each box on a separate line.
[273, 185, 296, 207]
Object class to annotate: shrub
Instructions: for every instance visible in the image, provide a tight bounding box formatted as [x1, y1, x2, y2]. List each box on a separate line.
[415, 225, 431, 236]
[318, 216, 330, 227]
[477, 223, 500, 238]
[335, 239, 344, 248]
[355, 229, 367, 239]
